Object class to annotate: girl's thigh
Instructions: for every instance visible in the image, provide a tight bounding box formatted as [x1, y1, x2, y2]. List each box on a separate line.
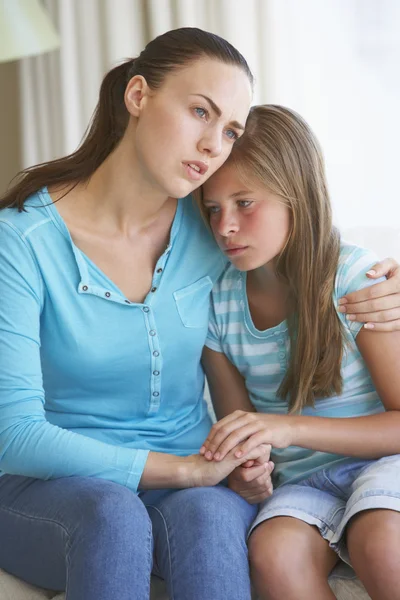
[0, 474, 152, 592]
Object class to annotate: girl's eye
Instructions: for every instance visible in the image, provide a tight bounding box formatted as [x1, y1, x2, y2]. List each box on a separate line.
[194, 107, 208, 119]
[225, 129, 239, 141]
[206, 205, 220, 214]
[238, 200, 253, 208]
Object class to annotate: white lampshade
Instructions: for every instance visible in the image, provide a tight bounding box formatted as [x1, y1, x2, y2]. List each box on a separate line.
[0, 0, 60, 63]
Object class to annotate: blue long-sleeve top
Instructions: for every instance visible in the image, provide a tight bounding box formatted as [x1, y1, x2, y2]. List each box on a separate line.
[0, 188, 225, 492]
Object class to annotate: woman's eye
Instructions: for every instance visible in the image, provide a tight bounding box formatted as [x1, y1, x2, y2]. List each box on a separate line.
[225, 129, 239, 141]
[238, 200, 253, 208]
[195, 107, 208, 119]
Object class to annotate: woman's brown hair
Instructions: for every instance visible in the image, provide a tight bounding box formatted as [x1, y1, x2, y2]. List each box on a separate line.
[210, 105, 345, 412]
[1, 27, 253, 211]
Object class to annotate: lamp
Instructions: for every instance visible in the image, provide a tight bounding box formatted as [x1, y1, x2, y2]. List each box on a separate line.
[0, 0, 60, 63]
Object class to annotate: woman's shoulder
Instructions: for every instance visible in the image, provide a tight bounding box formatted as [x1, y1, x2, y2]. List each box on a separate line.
[0, 188, 50, 237]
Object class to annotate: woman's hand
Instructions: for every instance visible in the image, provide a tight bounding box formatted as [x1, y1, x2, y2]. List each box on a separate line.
[228, 458, 275, 504]
[338, 258, 400, 331]
[189, 441, 271, 488]
[200, 410, 294, 462]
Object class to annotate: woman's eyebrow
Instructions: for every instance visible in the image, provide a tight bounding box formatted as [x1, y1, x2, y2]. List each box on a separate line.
[191, 94, 245, 131]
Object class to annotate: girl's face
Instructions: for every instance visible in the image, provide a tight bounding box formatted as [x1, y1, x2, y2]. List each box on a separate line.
[129, 58, 252, 199]
[202, 163, 291, 272]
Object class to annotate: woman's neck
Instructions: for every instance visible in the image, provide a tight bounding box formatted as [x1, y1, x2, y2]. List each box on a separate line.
[51, 123, 174, 237]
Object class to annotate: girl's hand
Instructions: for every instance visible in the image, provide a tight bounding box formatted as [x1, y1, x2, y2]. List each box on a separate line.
[200, 410, 294, 462]
[228, 458, 275, 504]
[338, 258, 400, 331]
[190, 441, 271, 488]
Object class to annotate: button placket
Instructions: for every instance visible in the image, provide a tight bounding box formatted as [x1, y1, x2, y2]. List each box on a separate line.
[142, 306, 162, 413]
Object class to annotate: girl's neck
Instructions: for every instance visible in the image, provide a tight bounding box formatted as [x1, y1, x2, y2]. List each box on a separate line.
[246, 266, 290, 331]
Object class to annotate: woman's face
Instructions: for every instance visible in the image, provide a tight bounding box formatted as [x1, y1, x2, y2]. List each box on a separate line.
[202, 163, 291, 272]
[129, 58, 252, 199]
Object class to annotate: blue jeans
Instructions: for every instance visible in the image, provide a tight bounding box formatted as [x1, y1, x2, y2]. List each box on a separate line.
[0, 475, 257, 600]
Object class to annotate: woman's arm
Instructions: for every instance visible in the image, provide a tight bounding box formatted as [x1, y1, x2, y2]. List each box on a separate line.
[0, 223, 265, 493]
[338, 257, 400, 331]
[201, 327, 400, 461]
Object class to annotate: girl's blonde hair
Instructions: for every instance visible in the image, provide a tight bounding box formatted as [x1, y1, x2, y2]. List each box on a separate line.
[209, 105, 345, 412]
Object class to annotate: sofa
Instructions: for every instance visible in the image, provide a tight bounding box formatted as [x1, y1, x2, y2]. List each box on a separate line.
[0, 563, 370, 600]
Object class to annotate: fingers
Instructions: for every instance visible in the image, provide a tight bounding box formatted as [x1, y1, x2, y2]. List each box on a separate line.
[228, 463, 274, 503]
[202, 412, 261, 460]
[361, 320, 400, 332]
[200, 410, 248, 456]
[241, 444, 272, 464]
[234, 431, 267, 459]
[338, 293, 400, 316]
[339, 278, 400, 307]
[365, 258, 399, 279]
[348, 307, 400, 324]
[212, 422, 264, 461]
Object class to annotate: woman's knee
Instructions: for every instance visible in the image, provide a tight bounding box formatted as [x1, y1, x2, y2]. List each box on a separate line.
[67, 478, 151, 544]
[159, 486, 255, 535]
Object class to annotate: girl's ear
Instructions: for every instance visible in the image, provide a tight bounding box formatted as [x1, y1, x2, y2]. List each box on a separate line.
[124, 75, 150, 117]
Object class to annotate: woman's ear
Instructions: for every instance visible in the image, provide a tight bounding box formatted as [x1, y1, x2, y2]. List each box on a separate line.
[124, 75, 149, 117]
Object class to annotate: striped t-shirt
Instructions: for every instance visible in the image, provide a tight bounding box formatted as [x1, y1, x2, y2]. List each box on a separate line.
[205, 243, 385, 487]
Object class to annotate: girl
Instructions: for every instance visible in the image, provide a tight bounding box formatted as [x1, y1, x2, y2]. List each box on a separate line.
[200, 105, 400, 600]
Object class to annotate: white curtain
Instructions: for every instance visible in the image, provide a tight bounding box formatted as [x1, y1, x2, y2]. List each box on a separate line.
[19, 0, 400, 252]
[19, 0, 265, 166]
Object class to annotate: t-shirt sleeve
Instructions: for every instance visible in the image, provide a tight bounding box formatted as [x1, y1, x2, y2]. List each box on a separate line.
[0, 221, 148, 492]
[205, 289, 224, 353]
[335, 244, 385, 339]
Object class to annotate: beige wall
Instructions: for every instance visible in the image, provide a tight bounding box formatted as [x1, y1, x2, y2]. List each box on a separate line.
[0, 61, 21, 194]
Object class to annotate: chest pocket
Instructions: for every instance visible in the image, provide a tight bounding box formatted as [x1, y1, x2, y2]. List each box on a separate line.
[173, 276, 213, 328]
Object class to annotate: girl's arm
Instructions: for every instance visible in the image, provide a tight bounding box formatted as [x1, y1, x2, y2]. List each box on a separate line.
[202, 346, 255, 419]
[201, 326, 400, 461]
[201, 347, 274, 503]
[339, 257, 400, 331]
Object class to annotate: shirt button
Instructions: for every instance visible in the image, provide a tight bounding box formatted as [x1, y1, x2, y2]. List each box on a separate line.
[143, 306, 150, 312]
[105, 292, 111, 298]
[153, 370, 160, 376]
[82, 285, 88, 291]
[153, 391, 159, 397]
[149, 330, 156, 336]
[153, 351, 159, 357]
[151, 287, 157, 293]
[156, 268, 163, 273]
[279, 352, 285, 359]
[277, 339, 284, 346]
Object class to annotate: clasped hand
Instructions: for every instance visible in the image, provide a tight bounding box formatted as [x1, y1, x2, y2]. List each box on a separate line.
[200, 410, 293, 502]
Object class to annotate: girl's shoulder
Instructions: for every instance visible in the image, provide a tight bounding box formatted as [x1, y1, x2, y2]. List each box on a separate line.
[212, 262, 242, 296]
[335, 241, 381, 299]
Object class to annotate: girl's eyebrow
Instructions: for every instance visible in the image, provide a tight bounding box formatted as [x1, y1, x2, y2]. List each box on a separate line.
[190, 94, 245, 131]
[231, 189, 253, 198]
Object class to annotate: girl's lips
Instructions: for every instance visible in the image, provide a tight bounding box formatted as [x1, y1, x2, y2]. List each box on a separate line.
[225, 246, 248, 256]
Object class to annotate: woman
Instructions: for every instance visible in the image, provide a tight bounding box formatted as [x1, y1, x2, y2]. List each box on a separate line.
[0, 28, 398, 600]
